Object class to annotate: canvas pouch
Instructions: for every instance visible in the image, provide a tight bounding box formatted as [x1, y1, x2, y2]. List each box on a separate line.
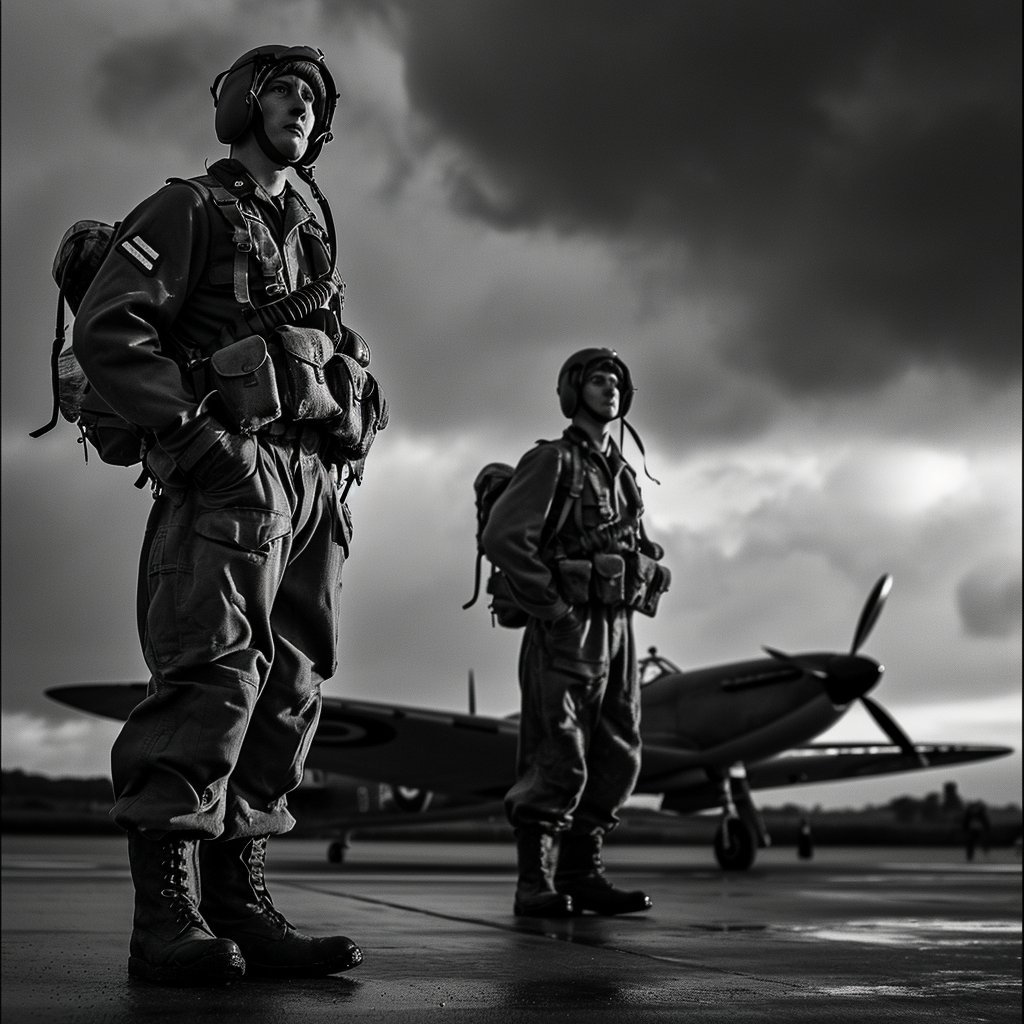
[592, 553, 626, 606]
[209, 334, 282, 435]
[625, 551, 672, 617]
[271, 325, 343, 421]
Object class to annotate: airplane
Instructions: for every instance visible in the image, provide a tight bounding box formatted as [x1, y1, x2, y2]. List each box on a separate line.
[47, 574, 1012, 870]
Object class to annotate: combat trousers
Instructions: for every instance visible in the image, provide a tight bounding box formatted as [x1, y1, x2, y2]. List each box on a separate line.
[110, 431, 349, 839]
[505, 605, 641, 835]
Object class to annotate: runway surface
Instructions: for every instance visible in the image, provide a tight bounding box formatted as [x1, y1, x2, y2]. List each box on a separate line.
[3, 835, 1020, 1022]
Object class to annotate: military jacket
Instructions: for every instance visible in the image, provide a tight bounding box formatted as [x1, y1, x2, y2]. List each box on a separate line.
[482, 426, 646, 622]
[72, 158, 337, 471]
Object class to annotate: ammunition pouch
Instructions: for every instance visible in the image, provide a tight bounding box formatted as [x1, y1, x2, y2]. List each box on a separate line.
[323, 353, 389, 461]
[271, 325, 343, 421]
[553, 550, 670, 615]
[208, 334, 282, 435]
[593, 553, 626, 606]
[625, 551, 672, 617]
[199, 325, 388, 461]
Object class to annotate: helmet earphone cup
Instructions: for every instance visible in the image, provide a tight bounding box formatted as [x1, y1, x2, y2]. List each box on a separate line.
[212, 45, 338, 167]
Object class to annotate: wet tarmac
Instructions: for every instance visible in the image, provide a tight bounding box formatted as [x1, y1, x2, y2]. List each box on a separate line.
[3, 835, 1020, 1022]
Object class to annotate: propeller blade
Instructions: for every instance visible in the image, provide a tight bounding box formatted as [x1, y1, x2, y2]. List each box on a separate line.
[851, 574, 893, 654]
[468, 669, 477, 715]
[862, 694, 928, 766]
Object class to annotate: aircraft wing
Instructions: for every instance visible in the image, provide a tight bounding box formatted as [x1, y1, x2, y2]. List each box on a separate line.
[659, 741, 1013, 813]
[745, 742, 1013, 789]
[45, 685, 1012, 808]
[46, 683, 148, 721]
[306, 696, 520, 795]
[45, 684, 523, 797]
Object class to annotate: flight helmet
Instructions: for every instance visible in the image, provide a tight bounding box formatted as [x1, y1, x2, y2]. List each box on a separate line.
[211, 45, 338, 168]
[557, 347, 634, 420]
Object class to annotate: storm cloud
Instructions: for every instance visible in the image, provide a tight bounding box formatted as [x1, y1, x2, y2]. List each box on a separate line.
[89, 2, 1021, 403]
[389, 0, 1021, 391]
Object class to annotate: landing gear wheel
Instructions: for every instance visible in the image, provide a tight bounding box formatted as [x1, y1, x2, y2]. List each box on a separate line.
[714, 817, 756, 871]
[327, 841, 346, 864]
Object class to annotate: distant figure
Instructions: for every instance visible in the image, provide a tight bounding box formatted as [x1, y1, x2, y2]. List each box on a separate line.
[483, 348, 670, 917]
[797, 816, 814, 860]
[962, 800, 991, 861]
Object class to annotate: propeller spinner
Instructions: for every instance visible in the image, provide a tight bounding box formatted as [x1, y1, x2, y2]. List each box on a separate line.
[762, 574, 927, 766]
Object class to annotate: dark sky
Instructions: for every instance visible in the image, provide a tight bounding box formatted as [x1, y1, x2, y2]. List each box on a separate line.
[2, 0, 1020, 805]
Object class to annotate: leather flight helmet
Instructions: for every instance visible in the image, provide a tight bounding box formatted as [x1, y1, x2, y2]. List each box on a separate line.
[211, 45, 338, 167]
[557, 347, 634, 420]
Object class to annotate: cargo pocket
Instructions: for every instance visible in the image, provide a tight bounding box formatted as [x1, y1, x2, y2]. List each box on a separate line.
[543, 608, 607, 681]
[194, 507, 290, 554]
[332, 498, 353, 557]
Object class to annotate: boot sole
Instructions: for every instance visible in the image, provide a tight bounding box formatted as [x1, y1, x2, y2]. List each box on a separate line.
[561, 898, 653, 916]
[241, 950, 363, 979]
[513, 900, 575, 919]
[128, 950, 246, 986]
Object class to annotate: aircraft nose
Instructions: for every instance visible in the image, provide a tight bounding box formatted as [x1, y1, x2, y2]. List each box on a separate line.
[822, 654, 884, 706]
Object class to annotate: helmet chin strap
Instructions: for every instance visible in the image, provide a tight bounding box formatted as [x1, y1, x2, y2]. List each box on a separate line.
[250, 102, 295, 169]
[247, 104, 338, 278]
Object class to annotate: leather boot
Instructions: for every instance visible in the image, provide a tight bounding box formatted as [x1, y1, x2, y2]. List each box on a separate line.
[513, 828, 574, 918]
[126, 831, 246, 985]
[555, 832, 652, 915]
[200, 836, 362, 978]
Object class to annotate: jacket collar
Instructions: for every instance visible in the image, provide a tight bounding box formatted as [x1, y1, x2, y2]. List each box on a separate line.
[563, 424, 624, 469]
[208, 159, 313, 234]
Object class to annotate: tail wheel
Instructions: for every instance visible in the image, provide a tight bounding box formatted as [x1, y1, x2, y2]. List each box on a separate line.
[327, 841, 346, 864]
[714, 817, 756, 871]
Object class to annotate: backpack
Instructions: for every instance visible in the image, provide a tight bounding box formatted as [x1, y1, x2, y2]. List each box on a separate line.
[30, 220, 148, 469]
[463, 444, 584, 628]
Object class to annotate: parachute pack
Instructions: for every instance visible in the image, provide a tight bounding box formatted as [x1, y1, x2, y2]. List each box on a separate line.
[30, 219, 148, 469]
[463, 446, 584, 628]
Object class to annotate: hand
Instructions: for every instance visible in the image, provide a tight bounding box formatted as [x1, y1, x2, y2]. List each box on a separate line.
[190, 431, 258, 493]
[547, 608, 582, 641]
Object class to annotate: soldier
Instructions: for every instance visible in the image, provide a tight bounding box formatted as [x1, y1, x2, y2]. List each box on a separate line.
[72, 45, 383, 984]
[482, 349, 670, 917]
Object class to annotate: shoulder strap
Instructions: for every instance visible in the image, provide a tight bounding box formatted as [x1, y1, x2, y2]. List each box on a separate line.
[553, 441, 583, 535]
[169, 176, 253, 307]
[532, 438, 583, 555]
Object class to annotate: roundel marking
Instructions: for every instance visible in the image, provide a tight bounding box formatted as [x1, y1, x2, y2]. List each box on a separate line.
[313, 714, 397, 748]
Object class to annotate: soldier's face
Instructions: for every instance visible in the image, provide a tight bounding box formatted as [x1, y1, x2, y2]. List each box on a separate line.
[258, 74, 316, 162]
[581, 369, 621, 421]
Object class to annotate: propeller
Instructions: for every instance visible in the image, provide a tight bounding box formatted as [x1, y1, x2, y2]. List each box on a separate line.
[468, 669, 477, 716]
[850, 573, 893, 654]
[862, 694, 926, 766]
[761, 574, 927, 766]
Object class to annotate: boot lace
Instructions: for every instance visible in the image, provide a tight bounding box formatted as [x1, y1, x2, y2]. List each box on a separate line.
[247, 837, 290, 929]
[158, 840, 206, 928]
